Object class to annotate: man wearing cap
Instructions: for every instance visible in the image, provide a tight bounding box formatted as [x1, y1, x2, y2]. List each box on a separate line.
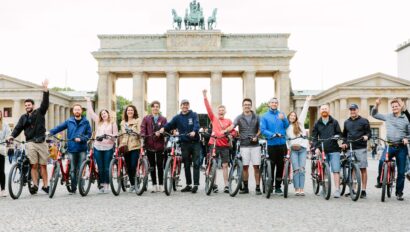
[341, 103, 371, 198]
[260, 97, 289, 195]
[160, 99, 201, 193]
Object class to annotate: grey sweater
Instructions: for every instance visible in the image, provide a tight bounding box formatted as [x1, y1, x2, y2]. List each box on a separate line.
[371, 108, 410, 143]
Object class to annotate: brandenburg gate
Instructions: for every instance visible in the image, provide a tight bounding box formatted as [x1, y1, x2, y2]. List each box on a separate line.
[92, 2, 295, 119]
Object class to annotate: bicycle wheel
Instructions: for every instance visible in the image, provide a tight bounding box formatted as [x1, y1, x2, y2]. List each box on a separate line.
[339, 164, 347, 196]
[65, 161, 72, 193]
[205, 159, 217, 196]
[109, 159, 121, 196]
[8, 163, 23, 200]
[262, 159, 273, 199]
[322, 162, 332, 200]
[283, 160, 290, 198]
[163, 158, 173, 196]
[136, 158, 149, 196]
[311, 161, 320, 195]
[78, 160, 92, 197]
[349, 163, 361, 201]
[381, 162, 388, 202]
[387, 163, 395, 198]
[228, 158, 243, 197]
[49, 163, 60, 199]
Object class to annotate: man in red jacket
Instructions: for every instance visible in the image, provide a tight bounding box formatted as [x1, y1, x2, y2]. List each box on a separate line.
[203, 89, 235, 193]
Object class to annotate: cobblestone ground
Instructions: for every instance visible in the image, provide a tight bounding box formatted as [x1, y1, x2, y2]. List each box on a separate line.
[0, 158, 409, 232]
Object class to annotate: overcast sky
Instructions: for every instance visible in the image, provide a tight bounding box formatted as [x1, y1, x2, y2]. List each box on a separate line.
[1, 0, 409, 118]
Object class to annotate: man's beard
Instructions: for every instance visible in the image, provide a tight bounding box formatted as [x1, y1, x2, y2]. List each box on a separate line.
[26, 108, 33, 113]
[321, 112, 329, 117]
[74, 113, 81, 117]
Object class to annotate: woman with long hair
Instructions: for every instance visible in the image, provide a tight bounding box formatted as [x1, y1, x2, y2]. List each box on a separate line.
[119, 105, 142, 192]
[85, 97, 118, 193]
[0, 110, 11, 197]
[286, 96, 311, 196]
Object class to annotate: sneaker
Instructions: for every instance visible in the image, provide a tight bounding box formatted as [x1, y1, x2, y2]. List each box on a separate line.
[300, 191, 305, 196]
[275, 188, 283, 195]
[32, 185, 39, 194]
[191, 185, 198, 193]
[334, 190, 341, 198]
[151, 185, 157, 193]
[181, 185, 192, 192]
[375, 183, 382, 188]
[0, 190, 6, 197]
[42, 186, 49, 194]
[158, 185, 164, 192]
[239, 188, 249, 194]
[360, 190, 367, 199]
[295, 192, 300, 196]
[98, 188, 105, 194]
[397, 193, 404, 201]
[255, 187, 262, 195]
[224, 186, 229, 194]
[345, 190, 355, 197]
[128, 185, 136, 193]
[212, 185, 219, 193]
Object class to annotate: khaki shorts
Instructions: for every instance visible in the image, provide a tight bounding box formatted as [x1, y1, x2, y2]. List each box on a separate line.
[27, 142, 49, 165]
[352, 148, 368, 169]
[241, 146, 261, 166]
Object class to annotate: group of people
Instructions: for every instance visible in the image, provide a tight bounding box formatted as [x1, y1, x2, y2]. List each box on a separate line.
[0, 79, 409, 201]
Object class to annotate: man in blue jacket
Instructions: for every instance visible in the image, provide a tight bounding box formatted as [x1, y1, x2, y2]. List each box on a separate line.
[260, 97, 289, 195]
[49, 104, 92, 194]
[160, 99, 200, 193]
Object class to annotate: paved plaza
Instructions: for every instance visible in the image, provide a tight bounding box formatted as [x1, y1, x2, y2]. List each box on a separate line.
[0, 158, 409, 232]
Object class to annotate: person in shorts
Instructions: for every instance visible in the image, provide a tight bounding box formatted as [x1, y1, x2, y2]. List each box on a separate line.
[341, 103, 371, 198]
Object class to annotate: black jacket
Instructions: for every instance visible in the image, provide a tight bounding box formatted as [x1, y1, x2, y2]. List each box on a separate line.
[342, 116, 371, 150]
[11, 91, 49, 142]
[312, 116, 342, 153]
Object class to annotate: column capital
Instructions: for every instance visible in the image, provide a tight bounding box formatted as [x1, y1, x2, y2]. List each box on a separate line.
[132, 71, 144, 76]
[211, 70, 223, 76]
[243, 70, 256, 76]
[165, 71, 178, 76]
[97, 70, 110, 76]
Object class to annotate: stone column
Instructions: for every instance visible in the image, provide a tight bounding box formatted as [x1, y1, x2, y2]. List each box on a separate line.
[48, 103, 55, 129]
[274, 71, 291, 113]
[59, 106, 65, 124]
[334, 100, 340, 121]
[97, 71, 109, 112]
[339, 98, 347, 126]
[295, 107, 302, 116]
[132, 71, 147, 117]
[65, 107, 70, 120]
[166, 71, 179, 119]
[210, 71, 222, 110]
[243, 71, 256, 110]
[54, 104, 60, 127]
[406, 98, 410, 110]
[13, 99, 21, 121]
[361, 98, 368, 118]
[330, 101, 335, 116]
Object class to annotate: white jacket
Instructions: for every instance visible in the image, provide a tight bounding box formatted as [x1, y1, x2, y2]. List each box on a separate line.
[286, 100, 309, 149]
[0, 123, 11, 156]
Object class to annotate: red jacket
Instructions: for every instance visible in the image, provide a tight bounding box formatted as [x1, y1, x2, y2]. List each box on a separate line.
[204, 97, 235, 147]
[141, 114, 167, 151]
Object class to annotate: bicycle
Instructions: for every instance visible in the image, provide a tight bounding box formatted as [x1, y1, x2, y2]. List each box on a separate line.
[47, 135, 74, 198]
[374, 137, 397, 202]
[228, 139, 243, 197]
[311, 136, 337, 200]
[135, 135, 155, 196]
[283, 136, 307, 198]
[339, 137, 362, 201]
[7, 140, 39, 199]
[163, 132, 185, 196]
[78, 137, 101, 197]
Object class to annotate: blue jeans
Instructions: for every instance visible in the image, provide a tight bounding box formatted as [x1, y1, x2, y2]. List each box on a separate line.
[326, 152, 341, 173]
[290, 147, 307, 189]
[68, 151, 86, 192]
[94, 148, 113, 184]
[378, 146, 407, 194]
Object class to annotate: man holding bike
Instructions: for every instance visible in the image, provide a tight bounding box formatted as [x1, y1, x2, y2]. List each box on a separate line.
[341, 104, 371, 198]
[371, 98, 409, 201]
[49, 104, 92, 194]
[260, 97, 289, 195]
[9, 79, 50, 194]
[311, 104, 342, 198]
[160, 99, 201, 193]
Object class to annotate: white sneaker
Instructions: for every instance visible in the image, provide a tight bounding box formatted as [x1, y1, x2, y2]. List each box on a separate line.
[104, 184, 109, 194]
[98, 188, 105, 194]
[158, 185, 163, 192]
[334, 189, 341, 198]
[0, 190, 7, 197]
[151, 185, 157, 193]
[128, 185, 136, 193]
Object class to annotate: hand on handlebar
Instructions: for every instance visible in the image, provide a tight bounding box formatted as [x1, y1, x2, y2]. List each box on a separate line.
[189, 131, 195, 137]
[403, 138, 409, 145]
[340, 144, 348, 150]
[75, 138, 81, 142]
[362, 136, 368, 141]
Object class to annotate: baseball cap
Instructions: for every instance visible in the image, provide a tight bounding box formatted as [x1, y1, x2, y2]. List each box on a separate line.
[349, 103, 359, 110]
[180, 99, 190, 105]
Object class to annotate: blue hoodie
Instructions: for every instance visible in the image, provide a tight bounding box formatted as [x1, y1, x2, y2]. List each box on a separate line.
[164, 110, 200, 143]
[260, 108, 289, 146]
[50, 116, 92, 153]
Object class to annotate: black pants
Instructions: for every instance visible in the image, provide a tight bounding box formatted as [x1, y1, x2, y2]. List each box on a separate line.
[181, 142, 200, 186]
[124, 149, 140, 186]
[0, 155, 5, 190]
[267, 144, 287, 189]
[147, 150, 165, 185]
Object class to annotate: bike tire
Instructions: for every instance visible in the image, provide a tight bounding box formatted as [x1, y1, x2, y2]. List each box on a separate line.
[228, 159, 243, 197]
[311, 161, 320, 195]
[387, 163, 395, 198]
[49, 163, 60, 199]
[381, 162, 389, 202]
[7, 163, 23, 200]
[78, 160, 92, 197]
[349, 163, 361, 201]
[109, 159, 121, 196]
[136, 158, 149, 196]
[163, 158, 173, 196]
[339, 164, 347, 196]
[65, 161, 72, 193]
[283, 160, 290, 198]
[263, 160, 273, 199]
[322, 162, 332, 200]
[205, 159, 217, 196]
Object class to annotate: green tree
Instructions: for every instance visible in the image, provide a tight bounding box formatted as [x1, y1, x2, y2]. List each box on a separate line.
[256, 102, 269, 115]
[51, 87, 76, 92]
[116, 95, 132, 126]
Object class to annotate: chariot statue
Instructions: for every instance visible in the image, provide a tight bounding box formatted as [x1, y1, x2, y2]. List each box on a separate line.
[184, 0, 205, 30]
[207, 8, 217, 30]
